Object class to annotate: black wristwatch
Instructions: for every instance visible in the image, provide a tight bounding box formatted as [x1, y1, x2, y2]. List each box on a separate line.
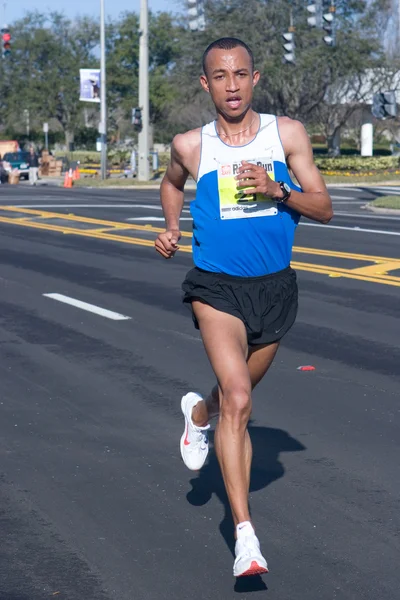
[274, 181, 291, 203]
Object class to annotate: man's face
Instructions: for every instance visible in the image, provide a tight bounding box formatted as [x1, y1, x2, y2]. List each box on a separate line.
[200, 46, 260, 120]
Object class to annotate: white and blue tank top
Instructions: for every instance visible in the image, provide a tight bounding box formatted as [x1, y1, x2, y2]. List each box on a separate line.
[190, 113, 302, 277]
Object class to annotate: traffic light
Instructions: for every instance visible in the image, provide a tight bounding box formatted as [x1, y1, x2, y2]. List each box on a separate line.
[282, 30, 295, 64]
[1, 26, 11, 57]
[132, 107, 142, 132]
[323, 4, 336, 45]
[188, 0, 205, 32]
[306, 4, 318, 27]
[372, 92, 397, 120]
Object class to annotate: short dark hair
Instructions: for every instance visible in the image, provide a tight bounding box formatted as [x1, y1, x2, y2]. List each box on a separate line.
[202, 37, 254, 75]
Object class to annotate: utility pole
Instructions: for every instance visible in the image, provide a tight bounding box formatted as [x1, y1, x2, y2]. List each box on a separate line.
[100, 0, 107, 180]
[138, 0, 149, 181]
[43, 122, 49, 150]
[23, 109, 30, 137]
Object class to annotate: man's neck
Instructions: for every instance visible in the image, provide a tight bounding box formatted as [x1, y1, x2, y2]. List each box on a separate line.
[216, 110, 259, 145]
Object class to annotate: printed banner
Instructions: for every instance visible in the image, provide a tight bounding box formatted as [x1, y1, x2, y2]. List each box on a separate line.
[218, 158, 278, 220]
[79, 69, 101, 103]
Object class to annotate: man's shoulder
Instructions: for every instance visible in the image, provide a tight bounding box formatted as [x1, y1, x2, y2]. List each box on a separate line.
[276, 117, 304, 129]
[172, 127, 202, 157]
[277, 117, 309, 152]
[277, 116, 306, 134]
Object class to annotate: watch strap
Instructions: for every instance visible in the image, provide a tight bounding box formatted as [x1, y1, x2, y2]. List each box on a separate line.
[275, 181, 291, 203]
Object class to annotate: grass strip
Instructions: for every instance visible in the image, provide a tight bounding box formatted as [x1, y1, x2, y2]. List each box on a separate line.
[368, 196, 400, 209]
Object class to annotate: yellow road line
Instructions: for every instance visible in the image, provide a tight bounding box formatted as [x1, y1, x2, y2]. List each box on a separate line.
[291, 261, 400, 286]
[348, 261, 400, 276]
[0, 207, 399, 287]
[293, 245, 400, 264]
[0, 215, 194, 251]
[2, 206, 399, 265]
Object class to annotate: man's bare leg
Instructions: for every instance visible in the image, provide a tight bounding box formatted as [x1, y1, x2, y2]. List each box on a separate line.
[190, 301, 277, 526]
[192, 341, 279, 428]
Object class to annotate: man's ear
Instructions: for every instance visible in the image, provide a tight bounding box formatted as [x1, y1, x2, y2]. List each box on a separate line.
[252, 70, 260, 88]
[200, 74, 210, 94]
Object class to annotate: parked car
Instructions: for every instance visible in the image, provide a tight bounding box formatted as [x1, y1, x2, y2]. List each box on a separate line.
[2, 151, 30, 180]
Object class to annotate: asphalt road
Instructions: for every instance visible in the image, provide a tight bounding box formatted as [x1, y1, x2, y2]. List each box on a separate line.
[0, 185, 399, 600]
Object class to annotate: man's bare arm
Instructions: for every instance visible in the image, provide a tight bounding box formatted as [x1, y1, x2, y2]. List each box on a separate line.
[278, 118, 333, 224]
[155, 134, 193, 259]
[160, 134, 189, 231]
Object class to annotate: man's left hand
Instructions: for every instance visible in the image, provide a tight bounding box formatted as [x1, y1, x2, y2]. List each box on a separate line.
[235, 161, 281, 198]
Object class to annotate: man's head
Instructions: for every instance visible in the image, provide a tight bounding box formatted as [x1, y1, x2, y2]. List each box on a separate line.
[200, 38, 259, 121]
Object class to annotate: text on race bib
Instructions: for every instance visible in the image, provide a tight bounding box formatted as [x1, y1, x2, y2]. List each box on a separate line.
[218, 158, 278, 220]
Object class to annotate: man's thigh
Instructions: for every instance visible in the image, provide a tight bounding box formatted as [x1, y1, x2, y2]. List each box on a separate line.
[192, 300, 250, 393]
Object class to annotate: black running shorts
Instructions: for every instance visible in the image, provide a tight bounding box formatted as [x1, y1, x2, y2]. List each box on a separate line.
[182, 266, 298, 346]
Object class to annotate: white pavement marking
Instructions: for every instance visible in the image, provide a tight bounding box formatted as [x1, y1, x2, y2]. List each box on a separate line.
[330, 195, 357, 200]
[327, 187, 363, 191]
[126, 216, 193, 221]
[333, 211, 400, 220]
[13, 204, 164, 209]
[299, 222, 400, 236]
[43, 293, 131, 320]
[331, 201, 365, 205]
[369, 186, 400, 191]
[369, 190, 400, 195]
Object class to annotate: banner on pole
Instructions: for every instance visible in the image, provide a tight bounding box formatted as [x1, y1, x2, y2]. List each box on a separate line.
[79, 69, 101, 103]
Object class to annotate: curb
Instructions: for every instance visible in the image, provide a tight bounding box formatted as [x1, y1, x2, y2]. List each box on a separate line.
[362, 204, 400, 215]
[70, 183, 197, 191]
[73, 185, 163, 190]
[325, 181, 400, 188]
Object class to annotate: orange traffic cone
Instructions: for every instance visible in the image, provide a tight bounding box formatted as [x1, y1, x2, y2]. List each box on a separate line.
[74, 167, 80, 180]
[63, 169, 73, 188]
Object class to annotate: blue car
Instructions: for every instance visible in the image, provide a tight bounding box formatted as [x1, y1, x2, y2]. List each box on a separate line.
[2, 151, 30, 180]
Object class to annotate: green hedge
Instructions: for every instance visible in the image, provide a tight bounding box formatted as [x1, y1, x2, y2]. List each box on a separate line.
[315, 156, 400, 172]
[54, 149, 171, 167]
[54, 151, 398, 174]
[54, 150, 100, 163]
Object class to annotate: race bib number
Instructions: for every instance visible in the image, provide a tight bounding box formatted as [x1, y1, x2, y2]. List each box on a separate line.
[218, 158, 278, 220]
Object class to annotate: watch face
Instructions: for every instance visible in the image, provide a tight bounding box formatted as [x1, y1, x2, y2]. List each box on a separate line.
[283, 183, 291, 194]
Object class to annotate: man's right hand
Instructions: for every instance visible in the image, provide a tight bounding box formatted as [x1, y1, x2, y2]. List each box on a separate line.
[155, 229, 181, 259]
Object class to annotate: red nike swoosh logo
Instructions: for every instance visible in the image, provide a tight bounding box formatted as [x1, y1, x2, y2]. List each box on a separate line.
[184, 424, 190, 446]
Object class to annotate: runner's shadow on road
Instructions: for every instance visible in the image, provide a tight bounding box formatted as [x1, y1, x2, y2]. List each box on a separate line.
[186, 424, 306, 594]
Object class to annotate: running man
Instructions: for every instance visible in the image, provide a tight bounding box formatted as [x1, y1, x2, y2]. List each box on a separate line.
[155, 37, 333, 577]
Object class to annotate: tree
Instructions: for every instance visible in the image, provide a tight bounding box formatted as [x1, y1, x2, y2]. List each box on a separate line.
[105, 11, 184, 143]
[166, 0, 386, 153]
[1, 11, 99, 146]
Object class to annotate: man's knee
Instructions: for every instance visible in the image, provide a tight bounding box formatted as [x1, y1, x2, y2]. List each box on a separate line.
[220, 386, 251, 425]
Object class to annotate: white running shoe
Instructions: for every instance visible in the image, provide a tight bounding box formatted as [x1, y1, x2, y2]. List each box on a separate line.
[180, 392, 210, 471]
[233, 521, 269, 577]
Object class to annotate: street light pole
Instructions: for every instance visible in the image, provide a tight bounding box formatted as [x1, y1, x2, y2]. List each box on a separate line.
[138, 0, 149, 181]
[100, 0, 107, 180]
[23, 109, 30, 138]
